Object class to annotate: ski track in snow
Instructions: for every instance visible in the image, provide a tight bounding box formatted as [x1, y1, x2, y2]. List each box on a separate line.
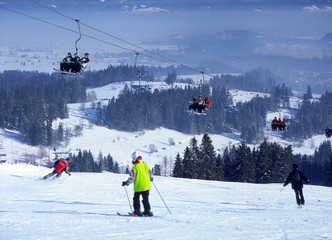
[1, 164, 332, 240]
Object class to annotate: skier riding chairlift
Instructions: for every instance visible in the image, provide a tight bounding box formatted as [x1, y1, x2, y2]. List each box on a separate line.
[188, 96, 210, 114]
[55, 19, 89, 76]
[131, 53, 151, 92]
[325, 127, 332, 138]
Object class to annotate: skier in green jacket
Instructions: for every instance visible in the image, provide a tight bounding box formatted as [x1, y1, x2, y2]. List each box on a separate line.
[122, 151, 153, 216]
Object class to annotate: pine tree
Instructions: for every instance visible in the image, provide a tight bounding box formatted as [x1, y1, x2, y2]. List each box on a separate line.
[153, 164, 161, 176]
[303, 85, 313, 100]
[96, 101, 102, 126]
[182, 147, 195, 178]
[215, 154, 224, 181]
[114, 162, 120, 173]
[189, 137, 200, 178]
[105, 154, 114, 172]
[98, 151, 105, 172]
[173, 153, 183, 177]
[197, 134, 216, 180]
[256, 138, 271, 183]
[234, 141, 255, 182]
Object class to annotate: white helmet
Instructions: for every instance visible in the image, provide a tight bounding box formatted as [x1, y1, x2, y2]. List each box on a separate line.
[131, 151, 142, 161]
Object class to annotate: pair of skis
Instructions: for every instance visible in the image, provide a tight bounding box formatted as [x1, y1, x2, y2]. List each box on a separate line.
[53, 68, 84, 78]
[116, 212, 153, 217]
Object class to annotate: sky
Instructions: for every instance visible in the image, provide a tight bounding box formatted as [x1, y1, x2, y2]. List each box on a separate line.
[1, 0, 332, 49]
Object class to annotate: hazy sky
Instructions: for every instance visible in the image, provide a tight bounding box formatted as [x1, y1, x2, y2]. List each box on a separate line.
[1, 0, 332, 49]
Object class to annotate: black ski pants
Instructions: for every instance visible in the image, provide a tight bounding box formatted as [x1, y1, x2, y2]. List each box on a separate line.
[294, 188, 305, 205]
[133, 190, 150, 213]
[43, 170, 62, 179]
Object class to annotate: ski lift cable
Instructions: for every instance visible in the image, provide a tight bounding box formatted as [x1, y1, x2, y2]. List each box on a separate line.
[1, 4, 182, 68]
[0, 5, 140, 54]
[30, 0, 76, 22]
[1, 4, 214, 78]
[28, 0, 213, 77]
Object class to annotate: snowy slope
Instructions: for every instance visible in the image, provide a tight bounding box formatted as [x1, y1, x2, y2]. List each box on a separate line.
[1, 164, 332, 240]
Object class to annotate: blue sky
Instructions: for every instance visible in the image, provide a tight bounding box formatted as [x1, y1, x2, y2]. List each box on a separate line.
[1, 0, 332, 48]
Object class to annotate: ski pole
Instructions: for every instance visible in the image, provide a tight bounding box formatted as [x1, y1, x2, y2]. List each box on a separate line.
[308, 184, 321, 202]
[272, 185, 284, 204]
[152, 181, 172, 215]
[123, 186, 133, 212]
[57, 174, 70, 184]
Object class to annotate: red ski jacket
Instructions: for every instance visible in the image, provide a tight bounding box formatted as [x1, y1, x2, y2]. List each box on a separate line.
[205, 97, 210, 109]
[54, 159, 69, 174]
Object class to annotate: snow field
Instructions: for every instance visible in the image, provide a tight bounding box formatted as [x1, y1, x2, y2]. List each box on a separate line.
[1, 164, 332, 240]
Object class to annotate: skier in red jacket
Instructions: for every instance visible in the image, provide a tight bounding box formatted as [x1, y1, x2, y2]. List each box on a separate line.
[43, 158, 71, 179]
[204, 97, 210, 109]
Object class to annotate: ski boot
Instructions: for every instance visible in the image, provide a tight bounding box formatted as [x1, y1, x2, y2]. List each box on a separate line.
[143, 211, 153, 217]
[130, 210, 143, 217]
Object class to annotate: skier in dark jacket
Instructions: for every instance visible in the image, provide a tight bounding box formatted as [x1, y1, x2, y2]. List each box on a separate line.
[43, 158, 71, 179]
[79, 53, 89, 69]
[71, 53, 81, 73]
[189, 96, 198, 112]
[284, 164, 309, 205]
[60, 52, 74, 72]
[196, 96, 205, 113]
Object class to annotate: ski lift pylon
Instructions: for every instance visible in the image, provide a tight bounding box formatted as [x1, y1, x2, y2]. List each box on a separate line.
[75, 19, 81, 55]
[131, 52, 151, 92]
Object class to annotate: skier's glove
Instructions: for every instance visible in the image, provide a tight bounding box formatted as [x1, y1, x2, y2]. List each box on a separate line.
[122, 181, 129, 186]
[150, 177, 154, 182]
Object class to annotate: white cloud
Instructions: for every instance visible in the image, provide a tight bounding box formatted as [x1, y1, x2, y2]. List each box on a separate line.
[254, 8, 274, 14]
[303, 5, 332, 13]
[122, 5, 129, 12]
[132, 4, 169, 13]
[254, 8, 263, 13]
[100, 0, 105, 2]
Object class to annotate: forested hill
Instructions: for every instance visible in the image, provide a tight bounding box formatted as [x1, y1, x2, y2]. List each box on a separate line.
[0, 71, 86, 145]
[0, 67, 329, 148]
[172, 134, 332, 187]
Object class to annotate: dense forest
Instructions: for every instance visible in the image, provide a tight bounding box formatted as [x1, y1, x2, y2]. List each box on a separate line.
[0, 67, 331, 186]
[102, 78, 290, 145]
[1, 67, 324, 147]
[173, 134, 332, 187]
[284, 90, 332, 141]
[0, 71, 86, 146]
[69, 150, 120, 173]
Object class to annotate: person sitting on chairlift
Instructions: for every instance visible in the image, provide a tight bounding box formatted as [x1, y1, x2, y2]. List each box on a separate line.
[204, 97, 210, 110]
[189, 96, 198, 112]
[326, 127, 332, 138]
[79, 53, 89, 70]
[71, 53, 81, 73]
[197, 96, 205, 113]
[60, 52, 73, 72]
